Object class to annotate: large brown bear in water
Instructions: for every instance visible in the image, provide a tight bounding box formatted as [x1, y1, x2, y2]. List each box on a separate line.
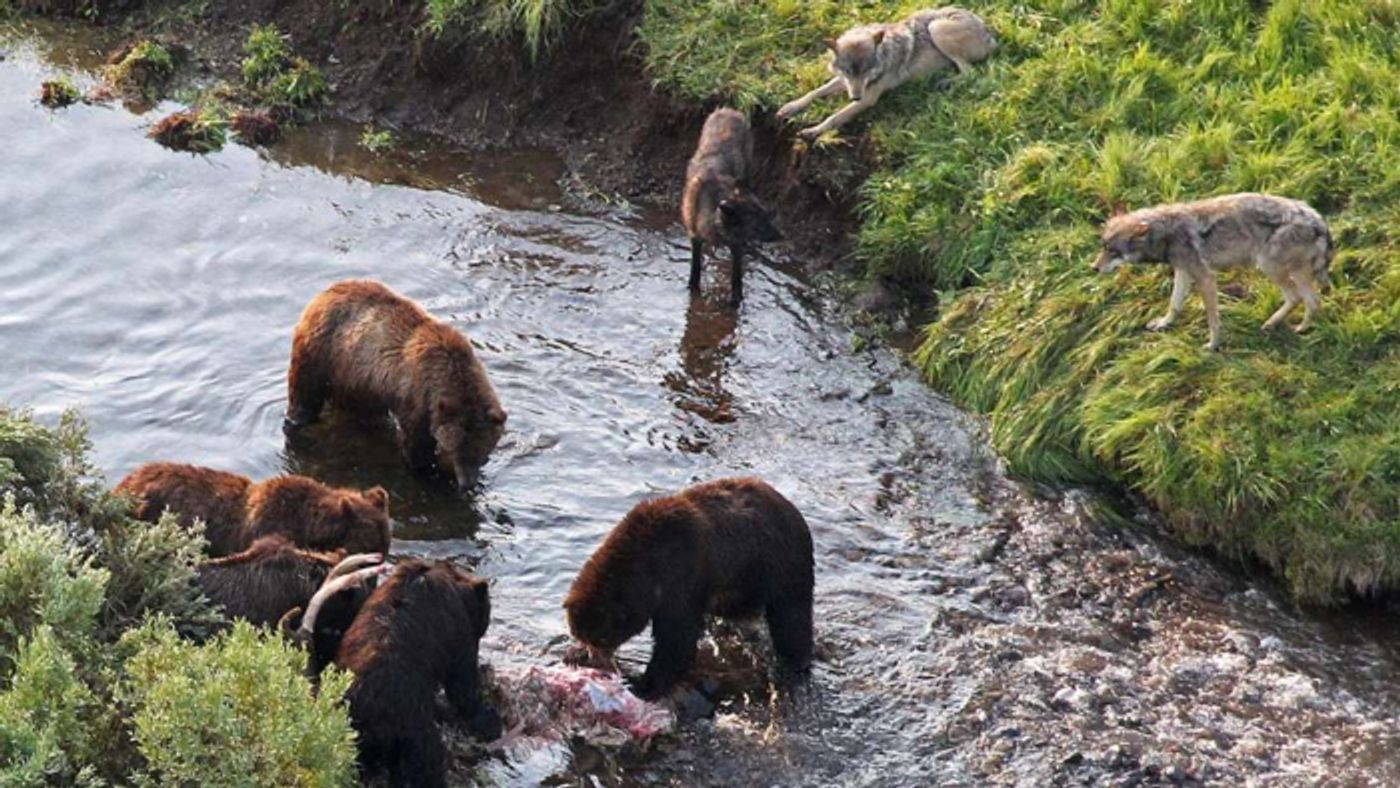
[196, 534, 382, 629]
[115, 462, 391, 557]
[283, 280, 507, 489]
[295, 559, 499, 787]
[564, 477, 814, 698]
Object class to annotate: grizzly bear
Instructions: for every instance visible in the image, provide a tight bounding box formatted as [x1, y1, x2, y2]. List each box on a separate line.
[196, 534, 382, 629]
[303, 559, 499, 787]
[564, 477, 814, 698]
[283, 280, 507, 489]
[115, 462, 392, 557]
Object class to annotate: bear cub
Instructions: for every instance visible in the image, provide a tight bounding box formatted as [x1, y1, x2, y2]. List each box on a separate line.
[116, 462, 391, 557]
[564, 477, 814, 698]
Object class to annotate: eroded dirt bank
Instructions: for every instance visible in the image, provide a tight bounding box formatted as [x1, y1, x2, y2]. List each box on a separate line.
[108, 0, 861, 269]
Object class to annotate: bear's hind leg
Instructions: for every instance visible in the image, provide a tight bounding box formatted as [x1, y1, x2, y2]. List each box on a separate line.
[392, 729, 447, 788]
[446, 664, 502, 740]
[766, 593, 814, 671]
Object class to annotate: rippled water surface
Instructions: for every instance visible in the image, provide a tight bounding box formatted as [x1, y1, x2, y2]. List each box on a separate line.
[8, 20, 1400, 788]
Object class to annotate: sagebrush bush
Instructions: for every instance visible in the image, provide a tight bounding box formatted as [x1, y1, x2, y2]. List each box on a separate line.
[122, 620, 358, 788]
[0, 627, 102, 787]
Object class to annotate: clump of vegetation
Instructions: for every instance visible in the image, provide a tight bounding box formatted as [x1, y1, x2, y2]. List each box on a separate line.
[230, 108, 280, 146]
[38, 78, 80, 108]
[423, 0, 604, 58]
[641, 1, 1400, 602]
[149, 108, 227, 153]
[0, 406, 354, 782]
[103, 40, 176, 98]
[241, 24, 327, 110]
[122, 620, 357, 786]
[359, 124, 395, 153]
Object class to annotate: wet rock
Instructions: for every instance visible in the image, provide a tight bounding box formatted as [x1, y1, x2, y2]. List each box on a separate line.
[853, 278, 899, 315]
[39, 79, 80, 109]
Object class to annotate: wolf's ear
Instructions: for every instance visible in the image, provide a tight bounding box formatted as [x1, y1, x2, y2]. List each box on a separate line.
[823, 37, 838, 53]
[872, 30, 886, 46]
[1131, 221, 1152, 238]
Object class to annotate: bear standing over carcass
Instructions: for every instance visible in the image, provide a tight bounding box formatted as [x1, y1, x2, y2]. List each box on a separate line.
[283, 280, 507, 489]
[115, 462, 392, 557]
[564, 477, 814, 698]
[293, 558, 500, 787]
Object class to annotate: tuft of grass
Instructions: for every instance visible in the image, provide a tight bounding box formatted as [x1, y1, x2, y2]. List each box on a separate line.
[148, 107, 227, 153]
[38, 78, 80, 108]
[423, 0, 603, 59]
[241, 24, 327, 110]
[104, 40, 175, 98]
[359, 124, 396, 153]
[641, 2, 1400, 601]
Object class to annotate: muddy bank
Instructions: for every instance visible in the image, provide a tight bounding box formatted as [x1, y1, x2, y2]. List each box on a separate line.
[100, 0, 861, 271]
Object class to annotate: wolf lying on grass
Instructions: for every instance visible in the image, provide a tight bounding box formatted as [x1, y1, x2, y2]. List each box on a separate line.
[1093, 192, 1334, 351]
[777, 7, 997, 140]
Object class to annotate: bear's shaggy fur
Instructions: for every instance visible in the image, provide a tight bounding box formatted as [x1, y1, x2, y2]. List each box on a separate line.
[333, 559, 500, 787]
[115, 462, 391, 557]
[284, 280, 507, 489]
[196, 535, 346, 628]
[564, 477, 814, 698]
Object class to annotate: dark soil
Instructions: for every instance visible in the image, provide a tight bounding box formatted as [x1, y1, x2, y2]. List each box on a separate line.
[109, 0, 860, 267]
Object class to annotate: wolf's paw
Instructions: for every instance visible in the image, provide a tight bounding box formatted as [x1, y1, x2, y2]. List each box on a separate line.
[1145, 317, 1173, 332]
[1293, 322, 1314, 335]
[798, 126, 825, 141]
[1201, 340, 1221, 352]
[776, 101, 804, 120]
[1260, 319, 1282, 331]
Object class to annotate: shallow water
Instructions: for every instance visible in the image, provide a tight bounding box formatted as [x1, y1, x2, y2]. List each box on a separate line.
[6, 20, 1400, 787]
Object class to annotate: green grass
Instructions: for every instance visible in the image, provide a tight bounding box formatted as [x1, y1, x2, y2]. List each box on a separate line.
[637, 1, 1400, 601]
[241, 23, 327, 109]
[423, 0, 603, 58]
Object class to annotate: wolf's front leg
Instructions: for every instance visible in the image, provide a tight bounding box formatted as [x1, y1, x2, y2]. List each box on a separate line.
[1147, 268, 1193, 331]
[799, 96, 879, 140]
[777, 77, 844, 120]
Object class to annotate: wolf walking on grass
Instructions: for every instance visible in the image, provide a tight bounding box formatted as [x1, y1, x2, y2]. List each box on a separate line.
[776, 7, 997, 140]
[1093, 193, 1334, 351]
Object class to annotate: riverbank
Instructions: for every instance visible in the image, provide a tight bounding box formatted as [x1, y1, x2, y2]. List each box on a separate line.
[111, 0, 1400, 602]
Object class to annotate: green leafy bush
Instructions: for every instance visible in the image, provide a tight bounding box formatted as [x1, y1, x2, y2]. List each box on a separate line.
[122, 620, 358, 787]
[105, 40, 176, 97]
[0, 627, 102, 787]
[241, 24, 327, 109]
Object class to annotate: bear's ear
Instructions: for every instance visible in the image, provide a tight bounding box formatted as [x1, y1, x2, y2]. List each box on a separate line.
[823, 37, 838, 53]
[340, 497, 356, 518]
[364, 486, 389, 511]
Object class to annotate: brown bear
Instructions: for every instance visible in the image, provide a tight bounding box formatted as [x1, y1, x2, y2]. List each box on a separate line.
[196, 534, 383, 629]
[283, 280, 507, 489]
[296, 559, 499, 787]
[115, 462, 392, 557]
[564, 477, 814, 699]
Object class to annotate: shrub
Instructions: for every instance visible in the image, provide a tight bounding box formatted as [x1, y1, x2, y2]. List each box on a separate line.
[104, 40, 176, 97]
[241, 24, 327, 109]
[122, 620, 358, 787]
[0, 627, 102, 787]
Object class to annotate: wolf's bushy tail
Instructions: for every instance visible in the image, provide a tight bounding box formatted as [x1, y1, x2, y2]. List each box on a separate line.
[1316, 225, 1335, 292]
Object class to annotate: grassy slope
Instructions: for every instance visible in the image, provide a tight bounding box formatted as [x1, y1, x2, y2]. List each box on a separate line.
[634, 0, 1400, 601]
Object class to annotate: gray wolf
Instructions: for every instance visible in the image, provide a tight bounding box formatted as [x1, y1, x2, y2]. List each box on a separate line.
[1093, 192, 1334, 350]
[682, 108, 781, 306]
[777, 7, 997, 140]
